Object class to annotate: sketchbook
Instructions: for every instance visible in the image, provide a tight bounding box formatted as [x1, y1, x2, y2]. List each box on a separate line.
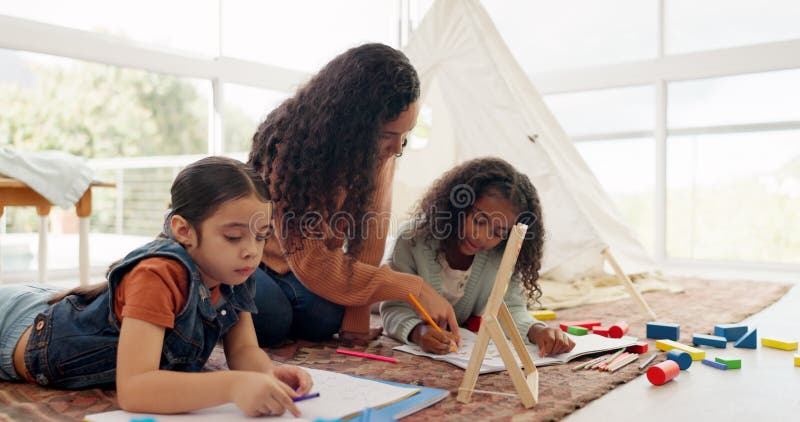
[85, 367, 431, 421]
[394, 327, 638, 374]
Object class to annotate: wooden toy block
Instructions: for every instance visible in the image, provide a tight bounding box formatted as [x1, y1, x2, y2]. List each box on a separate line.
[609, 322, 629, 339]
[701, 359, 728, 370]
[655, 339, 706, 361]
[715, 357, 741, 369]
[714, 324, 748, 342]
[566, 326, 589, 336]
[734, 328, 758, 349]
[646, 322, 680, 341]
[466, 316, 482, 332]
[795, 355, 800, 367]
[762, 337, 799, 351]
[692, 333, 728, 348]
[592, 326, 611, 337]
[647, 360, 680, 386]
[559, 320, 601, 332]
[666, 349, 692, 370]
[529, 310, 556, 320]
[627, 342, 649, 354]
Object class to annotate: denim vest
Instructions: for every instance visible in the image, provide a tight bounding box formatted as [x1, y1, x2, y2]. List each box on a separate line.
[24, 237, 258, 389]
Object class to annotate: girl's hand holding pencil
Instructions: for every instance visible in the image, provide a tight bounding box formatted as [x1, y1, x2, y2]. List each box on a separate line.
[412, 286, 462, 347]
[411, 323, 460, 354]
[407, 293, 461, 352]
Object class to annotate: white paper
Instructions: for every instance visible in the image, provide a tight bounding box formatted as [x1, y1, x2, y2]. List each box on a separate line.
[394, 327, 638, 374]
[86, 368, 418, 421]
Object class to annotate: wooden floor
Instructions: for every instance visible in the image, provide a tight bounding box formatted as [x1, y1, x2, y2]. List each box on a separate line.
[565, 283, 800, 421]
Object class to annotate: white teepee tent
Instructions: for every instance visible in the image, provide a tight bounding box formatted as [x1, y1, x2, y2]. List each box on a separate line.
[395, 0, 655, 284]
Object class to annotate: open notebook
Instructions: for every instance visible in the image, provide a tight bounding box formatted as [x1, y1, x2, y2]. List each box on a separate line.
[394, 327, 638, 374]
[86, 367, 446, 421]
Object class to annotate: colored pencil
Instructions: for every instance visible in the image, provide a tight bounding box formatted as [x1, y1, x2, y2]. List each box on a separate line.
[600, 352, 630, 371]
[572, 355, 608, 371]
[608, 354, 640, 372]
[292, 392, 321, 402]
[638, 353, 658, 370]
[335, 348, 398, 363]
[590, 349, 624, 370]
[407, 293, 457, 352]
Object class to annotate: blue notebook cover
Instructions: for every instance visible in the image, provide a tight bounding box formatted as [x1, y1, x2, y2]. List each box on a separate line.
[348, 376, 450, 421]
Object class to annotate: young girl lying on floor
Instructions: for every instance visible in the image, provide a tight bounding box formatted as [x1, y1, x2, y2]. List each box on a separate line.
[381, 157, 575, 356]
[0, 156, 311, 417]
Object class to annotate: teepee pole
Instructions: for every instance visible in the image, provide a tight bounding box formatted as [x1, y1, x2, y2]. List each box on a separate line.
[602, 248, 657, 320]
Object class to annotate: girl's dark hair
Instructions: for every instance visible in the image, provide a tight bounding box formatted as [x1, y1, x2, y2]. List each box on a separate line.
[407, 157, 545, 304]
[248, 43, 420, 256]
[169, 156, 268, 244]
[49, 156, 268, 304]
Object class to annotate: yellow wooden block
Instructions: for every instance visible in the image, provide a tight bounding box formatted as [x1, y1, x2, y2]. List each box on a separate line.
[529, 310, 556, 320]
[762, 337, 798, 351]
[795, 355, 800, 367]
[655, 339, 706, 361]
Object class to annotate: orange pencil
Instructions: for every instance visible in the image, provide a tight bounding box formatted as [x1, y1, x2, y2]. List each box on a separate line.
[407, 293, 457, 353]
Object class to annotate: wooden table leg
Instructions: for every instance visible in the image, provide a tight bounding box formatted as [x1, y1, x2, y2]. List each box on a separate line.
[36, 205, 51, 284]
[76, 189, 92, 286]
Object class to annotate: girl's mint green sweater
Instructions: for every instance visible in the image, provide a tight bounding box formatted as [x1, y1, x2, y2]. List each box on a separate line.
[380, 225, 544, 344]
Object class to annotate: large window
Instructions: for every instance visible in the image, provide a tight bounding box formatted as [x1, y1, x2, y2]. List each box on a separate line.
[544, 87, 655, 252]
[0, 49, 210, 158]
[223, 83, 290, 153]
[481, 0, 657, 72]
[666, 69, 800, 264]
[0, 2, 399, 280]
[666, 0, 800, 54]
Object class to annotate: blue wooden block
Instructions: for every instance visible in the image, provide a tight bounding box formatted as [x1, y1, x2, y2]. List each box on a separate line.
[693, 333, 728, 348]
[734, 328, 758, 349]
[714, 324, 748, 342]
[666, 349, 692, 370]
[646, 322, 680, 341]
[701, 359, 728, 370]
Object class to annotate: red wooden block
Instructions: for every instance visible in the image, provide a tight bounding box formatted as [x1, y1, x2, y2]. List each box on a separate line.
[647, 360, 680, 386]
[466, 316, 482, 332]
[592, 326, 612, 337]
[627, 341, 649, 354]
[609, 321, 630, 338]
[559, 320, 602, 332]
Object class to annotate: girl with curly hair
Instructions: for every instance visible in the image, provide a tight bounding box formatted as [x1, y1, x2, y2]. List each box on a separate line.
[381, 157, 575, 356]
[248, 43, 459, 346]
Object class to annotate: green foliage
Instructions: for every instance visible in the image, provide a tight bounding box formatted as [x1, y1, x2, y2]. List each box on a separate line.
[0, 62, 208, 157]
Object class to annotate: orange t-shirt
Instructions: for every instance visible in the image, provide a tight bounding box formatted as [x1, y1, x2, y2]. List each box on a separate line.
[114, 257, 220, 328]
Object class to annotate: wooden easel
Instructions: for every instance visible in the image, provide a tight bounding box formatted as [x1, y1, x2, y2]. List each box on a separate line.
[602, 248, 657, 320]
[457, 223, 539, 408]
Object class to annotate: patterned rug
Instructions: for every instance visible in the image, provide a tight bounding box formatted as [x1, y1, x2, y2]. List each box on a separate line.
[0, 277, 791, 421]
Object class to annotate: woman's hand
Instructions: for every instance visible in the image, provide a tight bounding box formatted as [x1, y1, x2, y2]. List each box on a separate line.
[527, 325, 575, 357]
[230, 372, 300, 417]
[273, 365, 313, 395]
[415, 283, 461, 346]
[411, 324, 458, 355]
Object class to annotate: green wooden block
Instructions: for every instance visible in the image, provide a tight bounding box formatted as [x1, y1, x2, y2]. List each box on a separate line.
[567, 326, 589, 335]
[715, 357, 741, 369]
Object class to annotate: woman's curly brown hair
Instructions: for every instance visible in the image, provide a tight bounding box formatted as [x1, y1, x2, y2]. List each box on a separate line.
[407, 157, 545, 304]
[248, 43, 420, 256]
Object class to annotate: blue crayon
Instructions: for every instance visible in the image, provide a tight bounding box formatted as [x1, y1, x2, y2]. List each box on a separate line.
[293, 392, 321, 402]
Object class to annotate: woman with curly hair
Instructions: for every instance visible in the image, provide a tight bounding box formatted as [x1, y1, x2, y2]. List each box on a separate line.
[247, 43, 458, 346]
[381, 157, 575, 356]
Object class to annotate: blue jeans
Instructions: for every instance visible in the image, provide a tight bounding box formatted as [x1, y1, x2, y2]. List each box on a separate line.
[0, 284, 58, 381]
[251, 266, 344, 347]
